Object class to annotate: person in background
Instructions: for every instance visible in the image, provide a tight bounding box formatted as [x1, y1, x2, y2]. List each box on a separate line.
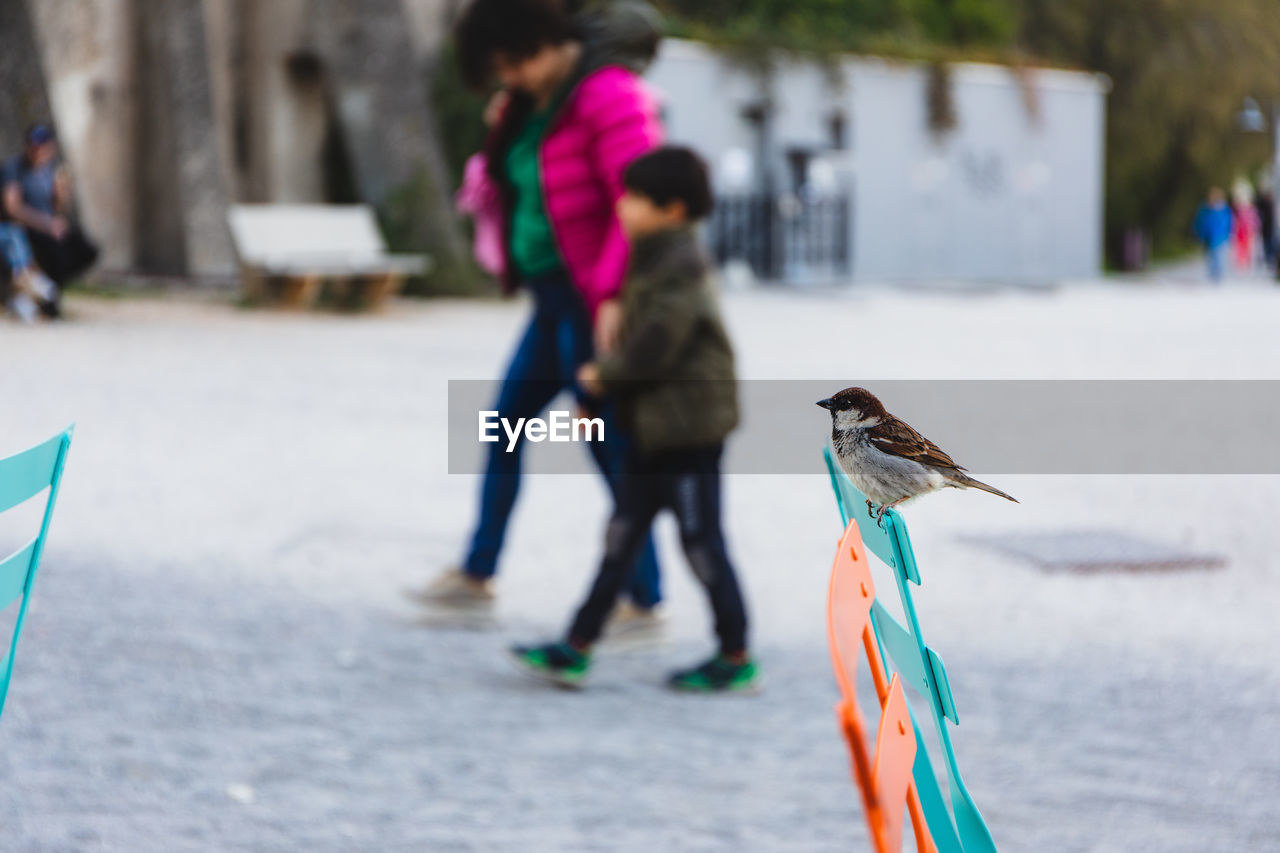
[1255, 187, 1277, 272]
[511, 147, 757, 693]
[1231, 186, 1260, 271]
[411, 0, 667, 639]
[0, 222, 58, 323]
[1, 124, 99, 317]
[1193, 188, 1233, 282]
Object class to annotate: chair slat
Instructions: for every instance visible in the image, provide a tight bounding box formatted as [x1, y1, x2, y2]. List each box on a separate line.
[906, 719, 966, 853]
[926, 647, 959, 725]
[824, 447, 905, 572]
[889, 516, 923, 585]
[871, 676, 917, 853]
[1, 427, 72, 721]
[870, 602, 933, 703]
[827, 522, 877, 693]
[0, 539, 37, 611]
[0, 433, 62, 513]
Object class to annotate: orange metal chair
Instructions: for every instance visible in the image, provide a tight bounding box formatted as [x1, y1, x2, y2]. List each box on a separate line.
[826, 444, 997, 852]
[827, 520, 937, 853]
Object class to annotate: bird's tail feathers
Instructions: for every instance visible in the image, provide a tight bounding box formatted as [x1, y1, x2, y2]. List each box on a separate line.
[953, 474, 1019, 503]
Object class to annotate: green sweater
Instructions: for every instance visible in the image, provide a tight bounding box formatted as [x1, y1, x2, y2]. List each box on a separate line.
[596, 226, 739, 453]
[505, 109, 563, 279]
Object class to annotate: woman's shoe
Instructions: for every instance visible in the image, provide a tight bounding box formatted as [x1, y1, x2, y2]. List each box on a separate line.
[601, 601, 666, 649]
[404, 568, 495, 610]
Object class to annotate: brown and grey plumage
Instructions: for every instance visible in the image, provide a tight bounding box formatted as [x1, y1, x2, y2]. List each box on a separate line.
[817, 387, 1017, 520]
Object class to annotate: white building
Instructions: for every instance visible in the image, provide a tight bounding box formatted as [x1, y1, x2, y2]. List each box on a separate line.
[646, 39, 1110, 285]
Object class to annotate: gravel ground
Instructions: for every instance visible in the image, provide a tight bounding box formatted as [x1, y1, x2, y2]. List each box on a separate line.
[1, 281, 1279, 851]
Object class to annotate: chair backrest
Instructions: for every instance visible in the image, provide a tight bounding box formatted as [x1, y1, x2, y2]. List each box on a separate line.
[828, 518, 922, 853]
[0, 427, 74, 719]
[227, 205, 390, 264]
[824, 445, 997, 853]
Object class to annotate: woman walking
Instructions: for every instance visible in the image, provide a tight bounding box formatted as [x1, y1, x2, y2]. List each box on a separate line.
[414, 0, 667, 637]
[1232, 187, 1261, 271]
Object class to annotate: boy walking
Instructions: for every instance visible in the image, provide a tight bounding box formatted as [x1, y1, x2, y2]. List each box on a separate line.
[510, 147, 757, 693]
[1194, 187, 1234, 282]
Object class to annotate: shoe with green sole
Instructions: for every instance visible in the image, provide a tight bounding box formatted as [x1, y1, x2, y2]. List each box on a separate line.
[508, 642, 591, 689]
[668, 655, 761, 694]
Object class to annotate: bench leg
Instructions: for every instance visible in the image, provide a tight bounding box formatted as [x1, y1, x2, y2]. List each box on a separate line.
[241, 267, 267, 305]
[327, 277, 354, 308]
[281, 275, 323, 310]
[362, 273, 402, 311]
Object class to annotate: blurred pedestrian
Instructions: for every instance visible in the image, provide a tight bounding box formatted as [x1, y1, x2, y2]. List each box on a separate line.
[1255, 187, 1277, 271]
[1, 124, 99, 316]
[1193, 188, 1233, 282]
[1231, 186, 1260, 271]
[511, 147, 757, 692]
[412, 0, 667, 635]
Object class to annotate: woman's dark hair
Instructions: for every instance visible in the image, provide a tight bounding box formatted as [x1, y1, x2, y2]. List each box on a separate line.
[455, 0, 575, 89]
[623, 146, 715, 220]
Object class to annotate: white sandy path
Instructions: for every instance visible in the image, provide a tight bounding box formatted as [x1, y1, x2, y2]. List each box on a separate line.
[0, 281, 1277, 851]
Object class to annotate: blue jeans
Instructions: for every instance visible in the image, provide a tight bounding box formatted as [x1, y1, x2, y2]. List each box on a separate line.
[1207, 243, 1227, 282]
[569, 444, 746, 654]
[0, 224, 34, 272]
[463, 271, 663, 608]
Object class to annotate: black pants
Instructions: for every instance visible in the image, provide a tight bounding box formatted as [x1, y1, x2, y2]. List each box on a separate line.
[26, 225, 99, 286]
[569, 443, 748, 656]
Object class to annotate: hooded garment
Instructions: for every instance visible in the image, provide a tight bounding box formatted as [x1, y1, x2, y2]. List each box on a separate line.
[482, 1, 665, 317]
[595, 226, 740, 454]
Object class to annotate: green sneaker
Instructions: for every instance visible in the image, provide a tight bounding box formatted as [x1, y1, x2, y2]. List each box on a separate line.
[667, 655, 760, 694]
[509, 642, 591, 689]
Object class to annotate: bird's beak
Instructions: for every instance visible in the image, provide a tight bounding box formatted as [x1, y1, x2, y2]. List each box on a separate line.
[816, 398, 835, 411]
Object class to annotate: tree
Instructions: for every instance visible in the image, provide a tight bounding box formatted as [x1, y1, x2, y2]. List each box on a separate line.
[653, 0, 1016, 53]
[1019, 0, 1280, 259]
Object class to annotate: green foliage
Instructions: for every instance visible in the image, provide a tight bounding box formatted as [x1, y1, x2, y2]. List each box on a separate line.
[426, 42, 504, 296]
[381, 168, 486, 297]
[415, 43, 499, 297]
[432, 43, 491, 192]
[653, 0, 1017, 54]
[1019, 0, 1280, 259]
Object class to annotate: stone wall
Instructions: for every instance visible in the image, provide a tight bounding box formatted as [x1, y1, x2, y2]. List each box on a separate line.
[0, 0, 54, 159]
[16, 0, 138, 272]
[206, 0, 465, 263]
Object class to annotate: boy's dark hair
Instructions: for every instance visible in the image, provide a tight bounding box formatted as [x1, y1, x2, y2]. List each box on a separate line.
[454, 0, 575, 90]
[623, 146, 715, 220]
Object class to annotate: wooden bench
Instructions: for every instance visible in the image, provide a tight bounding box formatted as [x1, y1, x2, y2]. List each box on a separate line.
[227, 205, 431, 310]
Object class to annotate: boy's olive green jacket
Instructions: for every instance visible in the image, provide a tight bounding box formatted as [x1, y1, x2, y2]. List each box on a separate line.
[596, 226, 739, 453]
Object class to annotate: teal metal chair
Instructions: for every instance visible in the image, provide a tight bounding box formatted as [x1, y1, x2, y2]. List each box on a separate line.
[0, 427, 74, 719]
[824, 445, 997, 853]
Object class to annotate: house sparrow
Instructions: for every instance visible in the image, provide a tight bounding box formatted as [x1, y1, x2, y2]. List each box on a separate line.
[818, 387, 1017, 520]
